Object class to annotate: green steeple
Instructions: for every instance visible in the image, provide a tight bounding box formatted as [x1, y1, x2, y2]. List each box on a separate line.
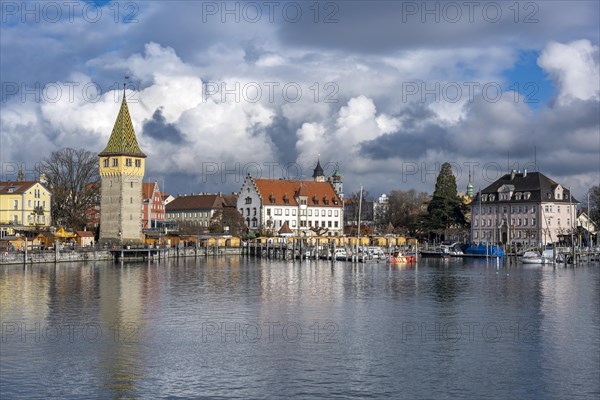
[466, 171, 474, 197]
[99, 90, 146, 158]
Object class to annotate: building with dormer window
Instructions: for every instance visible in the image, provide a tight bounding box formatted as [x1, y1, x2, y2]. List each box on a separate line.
[0, 181, 52, 231]
[238, 162, 344, 236]
[470, 170, 578, 247]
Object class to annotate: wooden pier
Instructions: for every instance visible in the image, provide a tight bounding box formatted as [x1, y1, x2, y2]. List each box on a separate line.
[110, 247, 169, 262]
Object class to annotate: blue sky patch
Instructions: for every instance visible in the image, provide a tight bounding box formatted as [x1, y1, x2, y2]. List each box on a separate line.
[503, 50, 555, 109]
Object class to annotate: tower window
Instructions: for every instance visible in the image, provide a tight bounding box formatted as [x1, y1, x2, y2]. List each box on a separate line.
[103, 158, 109, 167]
[126, 158, 132, 167]
[135, 159, 141, 168]
[112, 158, 118, 167]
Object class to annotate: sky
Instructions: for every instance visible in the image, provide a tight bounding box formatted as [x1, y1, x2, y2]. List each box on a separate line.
[1, 0, 599, 202]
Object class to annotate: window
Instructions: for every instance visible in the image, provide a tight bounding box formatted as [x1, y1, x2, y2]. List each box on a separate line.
[557, 218, 561, 226]
[308, 209, 312, 216]
[253, 208, 257, 216]
[246, 208, 250, 216]
[291, 220, 296, 227]
[515, 193, 521, 200]
[13, 200, 18, 210]
[112, 158, 118, 167]
[474, 219, 478, 227]
[489, 195, 495, 201]
[103, 158, 109, 167]
[518, 218, 521, 226]
[518, 206, 522, 214]
[285, 209, 289, 216]
[135, 159, 141, 168]
[266, 208, 271, 216]
[328, 210, 332, 217]
[335, 210, 339, 217]
[126, 158, 132, 167]
[292, 209, 296, 216]
[28, 200, 31, 207]
[321, 210, 325, 217]
[524, 218, 528, 226]
[245, 197, 252, 204]
[328, 221, 332, 228]
[557, 206, 561, 213]
[335, 221, 338, 228]
[531, 206, 536, 213]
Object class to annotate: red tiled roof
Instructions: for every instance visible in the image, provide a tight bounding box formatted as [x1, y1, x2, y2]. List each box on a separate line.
[0, 181, 46, 194]
[278, 221, 293, 234]
[76, 231, 94, 237]
[142, 182, 158, 199]
[253, 179, 342, 207]
[166, 194, 239, 211]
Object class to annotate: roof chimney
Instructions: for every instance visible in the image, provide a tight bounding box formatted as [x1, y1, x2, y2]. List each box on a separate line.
[523, 169, 527, 177]
[510, 170, 516, 180]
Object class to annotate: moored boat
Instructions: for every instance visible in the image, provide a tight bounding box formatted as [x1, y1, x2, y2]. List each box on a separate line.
[387, 251, 416, 264]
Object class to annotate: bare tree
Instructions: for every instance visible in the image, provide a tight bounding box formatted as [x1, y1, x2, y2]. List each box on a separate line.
[383, 189, 430, 236]
[36, 148, 100, 230]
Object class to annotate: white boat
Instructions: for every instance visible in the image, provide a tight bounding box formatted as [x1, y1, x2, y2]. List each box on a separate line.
[521, 250, 553, 264]
[334, 248, 348, 261]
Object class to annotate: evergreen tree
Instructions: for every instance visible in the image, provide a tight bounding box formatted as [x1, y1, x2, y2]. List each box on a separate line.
[420, 162, 467, 238]
[588, 185, 600, 227]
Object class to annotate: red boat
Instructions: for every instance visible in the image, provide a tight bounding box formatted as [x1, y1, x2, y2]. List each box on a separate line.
[387, 251, 416, 264]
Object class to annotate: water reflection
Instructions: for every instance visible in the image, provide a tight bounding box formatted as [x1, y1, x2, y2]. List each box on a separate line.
[0, 258, 598, 399]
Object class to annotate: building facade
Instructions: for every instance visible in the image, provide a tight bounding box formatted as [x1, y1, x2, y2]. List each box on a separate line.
[0, 181, 52, 230]
[165, 193, 238, 232]
[470, 171, 578, 247]
[142, 182, 165, 229]
[98, 90, 146, 244]
[238, 167, 344, 236]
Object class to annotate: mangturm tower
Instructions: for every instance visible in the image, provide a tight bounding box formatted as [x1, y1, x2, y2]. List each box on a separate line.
[98, 86, 146, 244]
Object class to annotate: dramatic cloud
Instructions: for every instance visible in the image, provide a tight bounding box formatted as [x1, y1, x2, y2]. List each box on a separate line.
[1, 0, 598, 200]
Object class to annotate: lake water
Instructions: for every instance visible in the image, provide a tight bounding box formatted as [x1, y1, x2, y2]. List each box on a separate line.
[1, 257, 599, 399]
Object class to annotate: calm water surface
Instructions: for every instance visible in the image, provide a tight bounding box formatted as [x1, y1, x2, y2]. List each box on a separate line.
[1, 257, 599, 399]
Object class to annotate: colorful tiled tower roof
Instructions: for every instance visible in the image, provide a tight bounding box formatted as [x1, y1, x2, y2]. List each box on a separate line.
[99, 90, 146, 158]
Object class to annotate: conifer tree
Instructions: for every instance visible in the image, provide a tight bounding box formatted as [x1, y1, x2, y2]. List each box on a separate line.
[420, 162, 467, 238]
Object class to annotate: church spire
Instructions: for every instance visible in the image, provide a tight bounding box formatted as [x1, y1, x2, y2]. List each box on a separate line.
[312, 155, 325, 182]
[99, 83, 146, 158]
[466, 170, 474, 197]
